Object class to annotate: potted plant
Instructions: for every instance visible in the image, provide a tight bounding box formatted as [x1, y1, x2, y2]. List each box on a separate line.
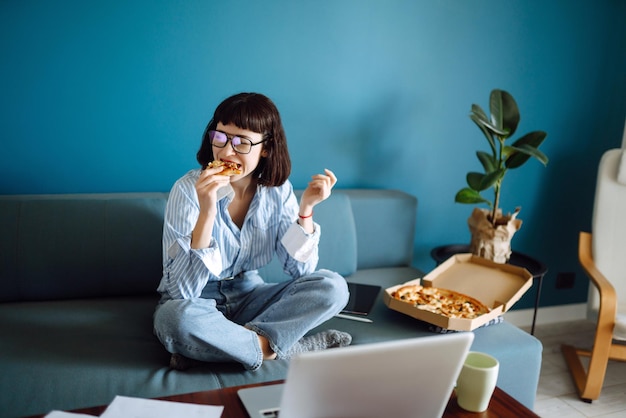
[455, 89, 548, 263]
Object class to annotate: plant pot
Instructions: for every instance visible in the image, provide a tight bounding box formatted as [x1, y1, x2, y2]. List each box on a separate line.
[467, 207, 522, 263]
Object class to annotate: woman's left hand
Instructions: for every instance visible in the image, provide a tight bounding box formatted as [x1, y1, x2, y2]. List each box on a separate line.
[300, 169, 337, 213]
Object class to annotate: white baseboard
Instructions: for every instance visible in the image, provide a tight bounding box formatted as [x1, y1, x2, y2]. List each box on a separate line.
[504, 303, 588, 328]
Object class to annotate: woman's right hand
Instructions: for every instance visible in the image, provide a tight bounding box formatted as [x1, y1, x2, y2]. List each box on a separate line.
[195, 165, 230, 214]
[191, 166, 230, 249]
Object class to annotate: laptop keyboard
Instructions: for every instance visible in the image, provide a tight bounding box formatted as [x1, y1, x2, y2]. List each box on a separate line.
[260, 408, 280, 417]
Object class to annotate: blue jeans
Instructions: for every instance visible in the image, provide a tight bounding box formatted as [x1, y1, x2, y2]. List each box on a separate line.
[153, 269, 349, 370]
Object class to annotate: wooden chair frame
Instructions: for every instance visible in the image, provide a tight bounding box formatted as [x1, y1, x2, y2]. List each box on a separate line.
[561, 231, 626, 402]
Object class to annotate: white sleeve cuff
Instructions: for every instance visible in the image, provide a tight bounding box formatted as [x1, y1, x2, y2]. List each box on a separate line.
[172, 236, 223, 276]
[193, 246, 223, 277]
[192, 237, 222, 276]
[280, 222, 320, 262]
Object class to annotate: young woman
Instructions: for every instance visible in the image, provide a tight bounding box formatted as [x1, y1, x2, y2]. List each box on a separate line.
[153, 92, 351, 371]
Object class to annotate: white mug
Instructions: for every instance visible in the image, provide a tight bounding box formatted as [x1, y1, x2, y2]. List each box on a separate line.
[456, 351, 499, 413]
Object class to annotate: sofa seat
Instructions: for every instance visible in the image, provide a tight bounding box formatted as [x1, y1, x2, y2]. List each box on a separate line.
[1, 276, 541, 417]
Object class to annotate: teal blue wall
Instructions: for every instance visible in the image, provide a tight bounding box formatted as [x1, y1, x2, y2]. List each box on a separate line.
[2, 1, 625, 309]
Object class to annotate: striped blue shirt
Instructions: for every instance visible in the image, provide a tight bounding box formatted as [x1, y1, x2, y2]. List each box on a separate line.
[157, 169, 320, 300]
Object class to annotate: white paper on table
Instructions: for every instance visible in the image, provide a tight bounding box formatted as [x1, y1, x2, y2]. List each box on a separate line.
[100, 395, 224, 418]
[44, 412, 96, 418]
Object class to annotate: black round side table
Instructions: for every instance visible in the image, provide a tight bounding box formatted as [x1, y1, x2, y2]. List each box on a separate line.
[430, 244, 548, 335]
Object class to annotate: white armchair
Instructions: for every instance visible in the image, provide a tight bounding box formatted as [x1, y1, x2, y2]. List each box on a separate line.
[562, 148, 626, 402]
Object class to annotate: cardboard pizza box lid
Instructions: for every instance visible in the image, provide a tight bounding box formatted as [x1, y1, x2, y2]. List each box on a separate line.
[383, 253, 533, 331]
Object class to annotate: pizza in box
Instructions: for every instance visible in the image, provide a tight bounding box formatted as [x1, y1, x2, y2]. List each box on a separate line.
[390, 284, 490, 319]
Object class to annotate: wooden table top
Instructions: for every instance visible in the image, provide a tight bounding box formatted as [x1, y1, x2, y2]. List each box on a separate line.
[30, 380, 539, 417]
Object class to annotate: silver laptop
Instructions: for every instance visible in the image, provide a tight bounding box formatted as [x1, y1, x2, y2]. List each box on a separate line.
[238, 332, 474, 418]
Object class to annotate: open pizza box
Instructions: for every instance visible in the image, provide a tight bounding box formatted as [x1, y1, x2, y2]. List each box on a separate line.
[383, 253, 533, 331]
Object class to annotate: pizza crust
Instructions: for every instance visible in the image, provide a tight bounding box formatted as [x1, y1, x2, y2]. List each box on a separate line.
[391, 284, 490, 319]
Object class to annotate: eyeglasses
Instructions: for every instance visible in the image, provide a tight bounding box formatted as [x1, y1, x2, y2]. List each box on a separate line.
[208, 130, 266, 154]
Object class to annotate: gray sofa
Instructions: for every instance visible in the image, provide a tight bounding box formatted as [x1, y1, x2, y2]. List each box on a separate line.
[0, 189, 542, 417]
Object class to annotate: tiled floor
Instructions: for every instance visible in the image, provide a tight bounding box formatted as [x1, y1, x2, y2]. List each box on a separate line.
[528, 320, 626, 417]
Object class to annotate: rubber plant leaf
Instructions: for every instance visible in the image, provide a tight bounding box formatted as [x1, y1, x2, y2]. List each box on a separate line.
[470, 112, 496, 155]
[455, 188, 492, 206]
[476, 151, 497, 173]
[506, 131, 548, 168]
[490, 89, 520, 137]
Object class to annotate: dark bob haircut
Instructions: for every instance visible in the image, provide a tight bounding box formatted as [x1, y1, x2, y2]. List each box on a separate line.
[197, 92, 291, 187]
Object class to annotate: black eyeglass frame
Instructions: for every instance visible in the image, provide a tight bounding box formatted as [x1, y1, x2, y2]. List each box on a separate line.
[208, 130, 267, 155]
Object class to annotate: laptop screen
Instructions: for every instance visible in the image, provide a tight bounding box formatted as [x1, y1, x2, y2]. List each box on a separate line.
[239, 333, 474, 418]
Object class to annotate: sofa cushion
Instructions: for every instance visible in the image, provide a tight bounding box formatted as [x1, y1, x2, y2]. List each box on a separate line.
[0, 194, 167, 302]
[0, 296, 231, 417]
[343, 189, 417, 269]
[0, 199, 20, 300]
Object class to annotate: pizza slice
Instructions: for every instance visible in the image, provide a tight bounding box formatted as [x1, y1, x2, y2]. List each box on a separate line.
[207, 160, 242, 176]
